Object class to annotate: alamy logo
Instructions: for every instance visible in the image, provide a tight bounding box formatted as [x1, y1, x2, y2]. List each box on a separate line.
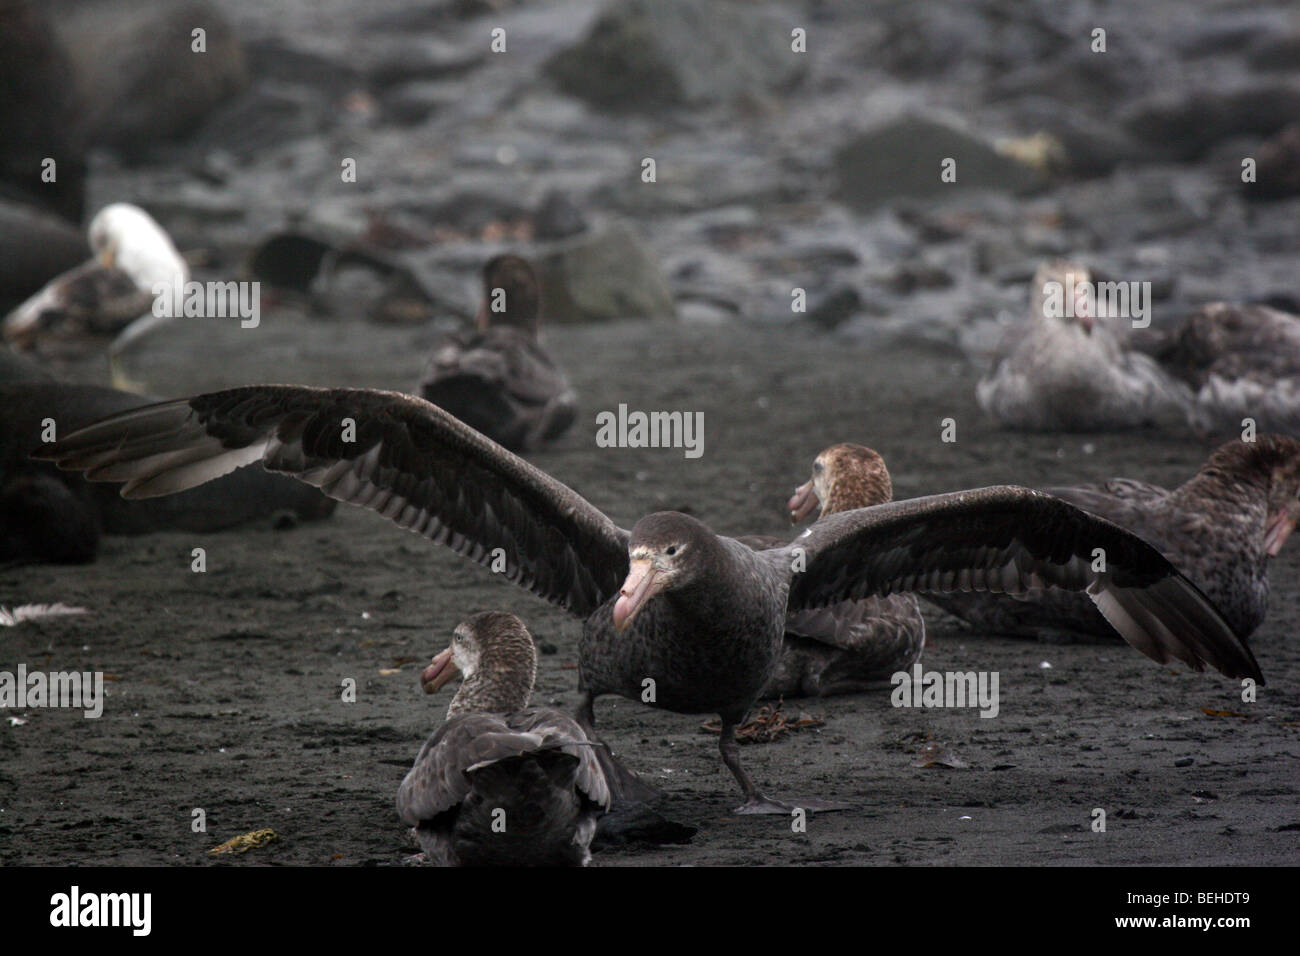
[891, 664, 999, 718]
[1042, 271, 1151, 329]
[595, 404, 704, 459]
[152, 278, 261, 328]
[0, 665, 104, 718]
[49, 886, 151, 936]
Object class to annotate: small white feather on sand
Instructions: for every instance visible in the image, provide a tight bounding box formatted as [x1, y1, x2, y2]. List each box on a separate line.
[0, 604, 89, 627]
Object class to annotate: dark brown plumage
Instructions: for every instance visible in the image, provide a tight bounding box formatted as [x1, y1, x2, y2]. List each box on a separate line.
[418, 254, 576, 451]
[35, 385, 1264, 812]
[927, 436, 1300, 642]
[741, 443, 924, 698]
[397, 612, 609, 867]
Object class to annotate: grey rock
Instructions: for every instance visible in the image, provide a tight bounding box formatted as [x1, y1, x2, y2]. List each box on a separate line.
[546, 0, 806, 113]
[1122, 82, 1300, 161]
[0, 0, 86, 221]
[834, 115, 1046, 211]
[1248, 123, 1300, 200]
[806, 286, 864, 330]
[53, 0, 248, 157]
[0, 200, 87, 314]
[536, 223, 676, 322]
[533, 190, 588, 241]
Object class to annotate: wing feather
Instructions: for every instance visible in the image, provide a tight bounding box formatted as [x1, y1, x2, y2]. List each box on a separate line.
[782, 486, 1263, 682]
[36, 385, 628, 615]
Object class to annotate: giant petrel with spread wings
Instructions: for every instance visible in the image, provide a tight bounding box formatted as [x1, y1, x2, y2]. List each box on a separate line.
[36, 386, 1264, 813]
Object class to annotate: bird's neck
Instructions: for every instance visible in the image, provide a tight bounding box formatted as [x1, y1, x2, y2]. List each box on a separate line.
[672, 539, 782, 633]
[822, 478, 891, 515]
[1172, 452, 1273, 548]
[447, 671, 531, 717]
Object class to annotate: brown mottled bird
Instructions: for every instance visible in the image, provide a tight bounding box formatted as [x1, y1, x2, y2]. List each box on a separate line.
[418, 254, 576, 451]
[739, 444, 924, 697]
[36, 385, 1263, 813]
[1152, 302, 1300, 438]
[397, 612, 609, 867]
[928, 436, 1300, 643]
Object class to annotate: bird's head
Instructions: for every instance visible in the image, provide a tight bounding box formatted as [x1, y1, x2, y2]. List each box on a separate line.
[788, 443, 893, 523]
[421, 611, 537, 716]
[614, 512, 718, 633]
[1034, 259, 1095, 336]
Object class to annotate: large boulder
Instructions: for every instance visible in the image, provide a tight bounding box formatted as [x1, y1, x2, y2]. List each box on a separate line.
[52, 0, 249, 157]
[0, 200, 87, 314]
[536, 223, 676, 322]
[1248, 123, 1300, 201]
[834, 115, 1047, 211]
[1122, 82, 1300, 161]
[546, 0, 806, 113]
[0, 0, 86, 221]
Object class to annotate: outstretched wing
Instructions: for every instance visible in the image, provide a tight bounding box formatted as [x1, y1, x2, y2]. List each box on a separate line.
[781, 486, 1263, 682]
[35, 385, 628, 616]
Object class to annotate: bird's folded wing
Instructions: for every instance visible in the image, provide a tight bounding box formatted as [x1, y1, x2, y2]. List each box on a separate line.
[509, 707, 611, 809]
[34, 385, 629, 616]
[781, 486, 1263, 682]
[397, 716, 540, 824]
[396, 711, 609, 824]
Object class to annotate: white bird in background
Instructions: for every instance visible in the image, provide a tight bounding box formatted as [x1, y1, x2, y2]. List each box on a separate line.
[2, 203, 189, 391]
[976, 260, 1190, 432]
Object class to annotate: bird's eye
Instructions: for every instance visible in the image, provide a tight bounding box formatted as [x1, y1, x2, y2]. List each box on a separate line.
[666, 545, 678, 556]
[453, 633, 463, 643]
[814, 461, 824, 473]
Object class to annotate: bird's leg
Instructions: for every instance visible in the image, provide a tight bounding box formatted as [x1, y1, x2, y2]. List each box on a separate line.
[108, 352, 149, 394]
[720, 716, 854, 816]
[107, 312, 171, 393]
[719, 717, 770, 810]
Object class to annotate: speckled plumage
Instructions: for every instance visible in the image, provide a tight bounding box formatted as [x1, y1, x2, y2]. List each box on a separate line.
[977, 261, 1189, 431]
[396, 612, 609, 867]
[1154, 302, 1300, 437]
[418, 254, 576, 451]
[928, 436, 1300, 642]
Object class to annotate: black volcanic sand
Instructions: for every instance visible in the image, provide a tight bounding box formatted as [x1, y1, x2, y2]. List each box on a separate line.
[2, 315, 1297, 866]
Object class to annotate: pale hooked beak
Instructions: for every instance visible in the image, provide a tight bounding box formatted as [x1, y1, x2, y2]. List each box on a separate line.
[787, 478, 820, 524]
[1264, 509, 1297, 557]
[98, 238, 118, 270]
[613, 558, 661, 633]
[420, 646, 459, 694]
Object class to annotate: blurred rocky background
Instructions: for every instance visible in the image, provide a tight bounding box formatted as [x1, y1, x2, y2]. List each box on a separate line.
[2, 0, 1298, 361]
